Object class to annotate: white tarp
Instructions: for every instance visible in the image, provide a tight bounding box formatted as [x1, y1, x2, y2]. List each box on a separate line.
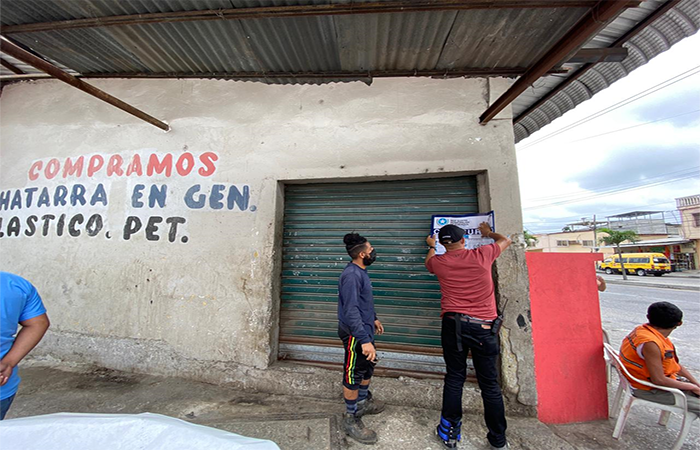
[0, 412, 280, 450]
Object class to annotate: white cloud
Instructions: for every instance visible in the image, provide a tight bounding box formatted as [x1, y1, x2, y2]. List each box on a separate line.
[517, 33, 700, 233]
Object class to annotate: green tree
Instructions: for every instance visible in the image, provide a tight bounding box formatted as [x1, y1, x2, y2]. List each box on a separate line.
[598, 228, 639, 280]
[562, 225, 573, 232]
[523, 230, 539, 248]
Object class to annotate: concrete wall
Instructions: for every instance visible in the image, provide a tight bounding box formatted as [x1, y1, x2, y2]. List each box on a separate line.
[0, 76, 536, 410]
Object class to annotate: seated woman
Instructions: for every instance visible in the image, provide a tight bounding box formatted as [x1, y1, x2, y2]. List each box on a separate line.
[619, 301, 699, 416]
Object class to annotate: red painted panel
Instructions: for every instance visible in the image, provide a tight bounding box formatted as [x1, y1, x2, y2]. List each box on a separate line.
[526, 252, 607, 424]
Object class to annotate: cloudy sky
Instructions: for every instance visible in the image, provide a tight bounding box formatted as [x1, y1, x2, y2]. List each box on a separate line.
[516, 33, 700, 234]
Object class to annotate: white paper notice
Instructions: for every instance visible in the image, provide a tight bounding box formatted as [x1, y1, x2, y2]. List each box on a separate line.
[431, 212, 496, 255]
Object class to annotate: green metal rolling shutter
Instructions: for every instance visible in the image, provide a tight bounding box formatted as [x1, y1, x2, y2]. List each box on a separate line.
[279, 176, 479, 359]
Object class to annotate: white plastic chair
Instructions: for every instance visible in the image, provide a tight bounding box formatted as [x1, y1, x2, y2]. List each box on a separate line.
[602, 329, 611, 383]
[603, 342, 698, 450]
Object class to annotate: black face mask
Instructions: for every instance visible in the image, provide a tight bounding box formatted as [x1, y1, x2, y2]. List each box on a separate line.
[363, 249, 377, 266]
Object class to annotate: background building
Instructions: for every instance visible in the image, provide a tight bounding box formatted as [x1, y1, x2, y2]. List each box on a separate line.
[669, 194, 700, 269]
[529, 211, 680, 254]
[606, 211, 681, 236]
[529, 229, 609, 254]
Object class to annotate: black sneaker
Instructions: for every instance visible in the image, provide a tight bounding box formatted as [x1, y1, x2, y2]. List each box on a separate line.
[436, 416, 461, 449]
[342, 413, 378, 445]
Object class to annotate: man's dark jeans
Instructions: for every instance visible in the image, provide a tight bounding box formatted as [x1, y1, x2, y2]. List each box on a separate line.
[0, 394, 16, 420]
[441, 315, 507, 448]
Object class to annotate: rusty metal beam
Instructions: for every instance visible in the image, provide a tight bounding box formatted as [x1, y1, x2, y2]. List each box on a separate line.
[0, 37, 169, 131]
[1, 1, 609, 34]
[479, 0, 638, 124]
[0, 57, 24, 74]
[0, 66, 568, 82]
[513, 0, 681, 125]
[566, 47, 628, 64]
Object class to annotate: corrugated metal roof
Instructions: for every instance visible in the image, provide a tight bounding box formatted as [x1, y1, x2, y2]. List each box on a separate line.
[437, 7, 590, 69]
[512, 0, 700, 143]
[0, 0, 591, 82]
[1, 1, 698, 140]
[620, 237, 689, 246]
[334, 10, 459, 71]
[0, 49, 77, 76]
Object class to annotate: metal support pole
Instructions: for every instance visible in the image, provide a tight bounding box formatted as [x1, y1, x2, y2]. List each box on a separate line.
[0, 37, 170, 132]
[593, 214, 597, 252]
[513, 0, 680, 126]
[479, 0, 636, 124]
[1, 58, 24, 74]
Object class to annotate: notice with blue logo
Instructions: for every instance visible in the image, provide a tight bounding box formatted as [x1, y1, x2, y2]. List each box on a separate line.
[431, 211, 496, 255]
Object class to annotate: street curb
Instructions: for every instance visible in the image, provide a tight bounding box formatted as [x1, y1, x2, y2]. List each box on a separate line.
[605, 280, 700, 291]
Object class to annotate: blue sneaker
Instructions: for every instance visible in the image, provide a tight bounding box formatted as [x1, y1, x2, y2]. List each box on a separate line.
[436, 416, 461, 449]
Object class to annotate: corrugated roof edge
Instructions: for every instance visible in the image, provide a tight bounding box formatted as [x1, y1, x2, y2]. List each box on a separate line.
[513, 0, 700, 143]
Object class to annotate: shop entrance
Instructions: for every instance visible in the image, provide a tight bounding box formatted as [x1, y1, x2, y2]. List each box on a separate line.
[278, 176, 479, 375]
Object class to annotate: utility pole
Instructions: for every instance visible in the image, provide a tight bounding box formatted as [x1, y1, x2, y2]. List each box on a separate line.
[593, 214, 598, 253]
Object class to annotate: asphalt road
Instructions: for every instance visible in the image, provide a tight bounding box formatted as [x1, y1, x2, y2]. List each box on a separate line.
[600, 283, 700, 373]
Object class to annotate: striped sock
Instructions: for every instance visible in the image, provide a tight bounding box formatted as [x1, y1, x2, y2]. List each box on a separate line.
[345, 398, 358, 415]
[358, 385, 369, 402]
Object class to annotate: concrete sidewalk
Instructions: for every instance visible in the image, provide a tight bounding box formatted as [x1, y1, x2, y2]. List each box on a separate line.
[5, 364, 698, 449]
[665, 270, 700, 279]
[599, 272, 700, 291]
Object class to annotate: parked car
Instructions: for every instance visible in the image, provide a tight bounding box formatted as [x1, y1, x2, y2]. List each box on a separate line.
[599, 253, 671, 276]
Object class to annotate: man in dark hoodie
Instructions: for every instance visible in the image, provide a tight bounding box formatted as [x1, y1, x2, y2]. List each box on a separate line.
[338, 232, 385, 445]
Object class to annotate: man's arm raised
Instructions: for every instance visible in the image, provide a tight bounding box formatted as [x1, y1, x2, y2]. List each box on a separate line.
[425, 234, 437, 266]
[479, 222, 511, 253]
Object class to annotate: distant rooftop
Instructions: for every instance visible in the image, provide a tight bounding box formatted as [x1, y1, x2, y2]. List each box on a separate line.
[607, 211, 663, 219]
[676, 194, 700, 208]
[619, 237, 690, 247]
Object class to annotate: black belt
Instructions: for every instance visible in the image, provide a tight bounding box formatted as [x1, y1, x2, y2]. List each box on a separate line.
[444, 312, 494, 324]
[444, 313, 493, 352]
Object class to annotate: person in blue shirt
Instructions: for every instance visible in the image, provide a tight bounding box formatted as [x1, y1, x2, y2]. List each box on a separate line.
[338, 232, 385, 445]
[1, 272, 50, 420]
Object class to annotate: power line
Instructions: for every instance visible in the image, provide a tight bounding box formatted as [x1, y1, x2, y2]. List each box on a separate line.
[669, 210, 682, 225]
[567, 109, 700, 144]
[523, 172, 699, 210]
[517, 65, 700, 150]
[524, 216, 682, 226]
[523, 201, 685, 224]
[522, 166, 700, 203]
[519, 65, 700, 150]
[524, 205, 687, 231]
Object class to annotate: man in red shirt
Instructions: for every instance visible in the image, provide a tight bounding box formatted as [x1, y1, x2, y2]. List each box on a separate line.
[426, 222, 512, 450]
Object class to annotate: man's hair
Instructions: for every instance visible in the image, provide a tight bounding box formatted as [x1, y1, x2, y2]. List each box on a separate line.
[344, 233, 368, 258]
[647, 302, 683, 329]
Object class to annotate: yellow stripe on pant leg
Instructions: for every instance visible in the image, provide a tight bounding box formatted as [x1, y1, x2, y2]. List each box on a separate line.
[349, 337, 356, 385]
